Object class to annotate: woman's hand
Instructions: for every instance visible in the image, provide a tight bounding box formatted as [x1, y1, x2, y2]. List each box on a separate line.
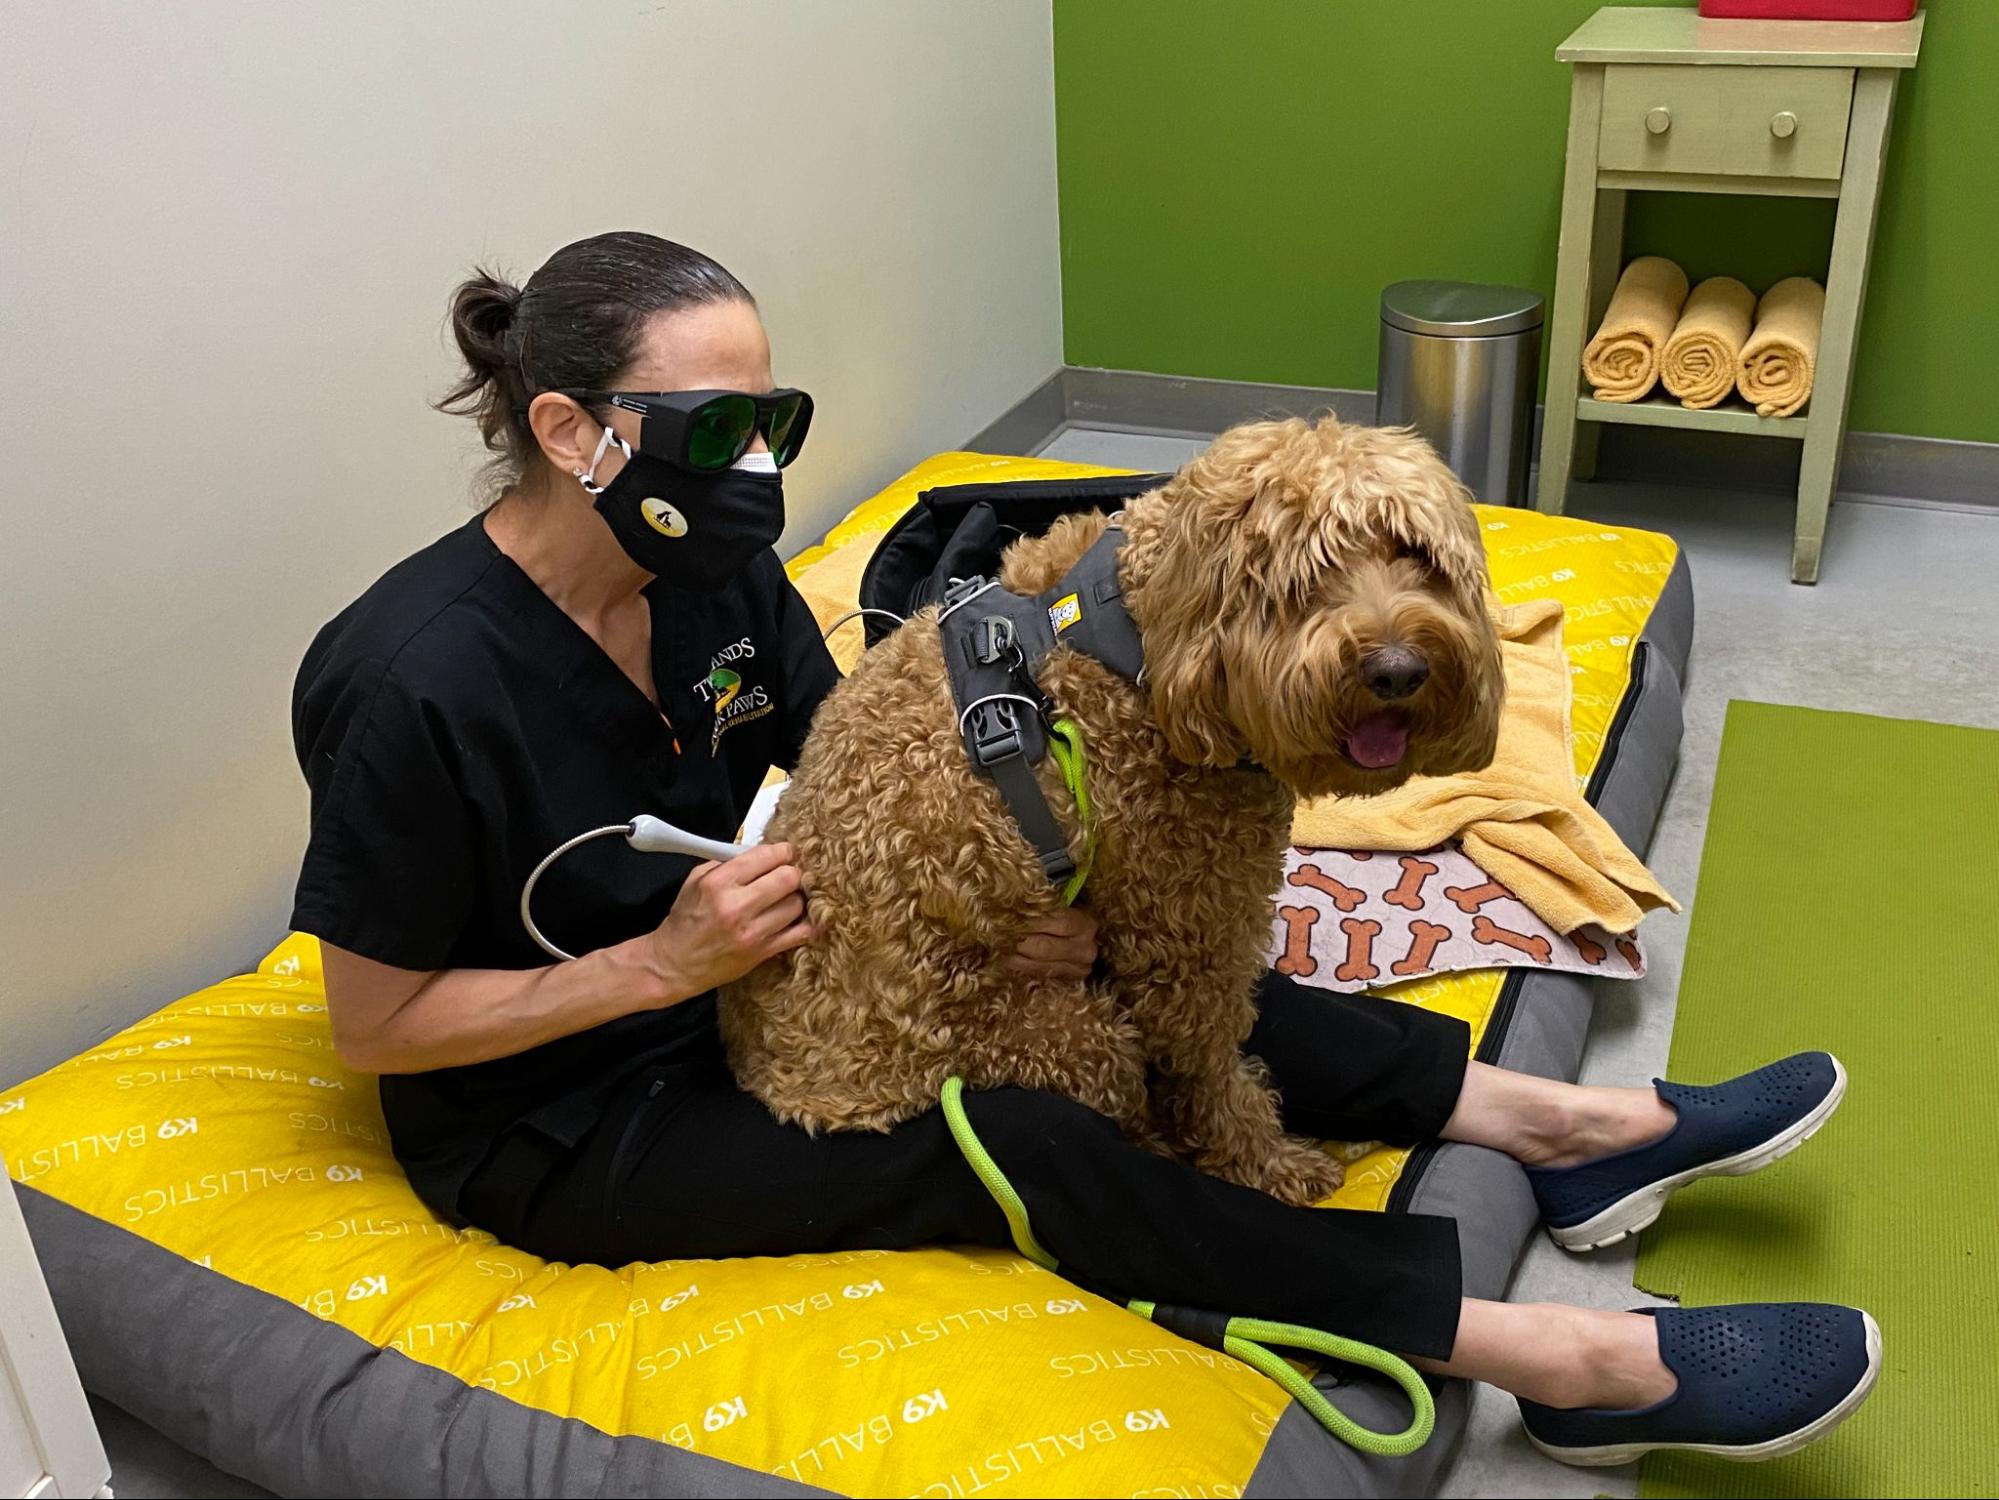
[1005, 904, 1100, 982]
[646, 842, 814, 999]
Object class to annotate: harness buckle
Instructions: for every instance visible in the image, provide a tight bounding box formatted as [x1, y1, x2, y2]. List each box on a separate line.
[974, 615, 1018, 667]
[965, 698, 1027, 769]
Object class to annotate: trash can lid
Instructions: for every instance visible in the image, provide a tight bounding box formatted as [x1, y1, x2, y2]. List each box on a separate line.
[1380, 280, 1544, 337]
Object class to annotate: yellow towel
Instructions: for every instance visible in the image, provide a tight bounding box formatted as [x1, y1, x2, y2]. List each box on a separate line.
[1662, 277, 1757, 410]
[1737, 276, 1826, 418]
[1291, 600, 1678, 936]
[1582, 257, 1690, 403]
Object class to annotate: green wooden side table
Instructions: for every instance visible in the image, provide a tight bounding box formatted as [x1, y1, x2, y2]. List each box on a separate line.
[1536, 5, 1923, 583]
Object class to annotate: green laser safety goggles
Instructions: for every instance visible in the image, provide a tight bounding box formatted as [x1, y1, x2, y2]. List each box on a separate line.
[560, 388, 814, 472]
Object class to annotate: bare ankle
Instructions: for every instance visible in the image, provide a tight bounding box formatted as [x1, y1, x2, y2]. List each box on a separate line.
[1529, 1086, 1676, 1169]
[1561, 1307, 1677, 1411]
[1509, 1094, 1585, 1169]
[1425, 1299, 1677, 1410]
[1445, 1067, 1676, 1169]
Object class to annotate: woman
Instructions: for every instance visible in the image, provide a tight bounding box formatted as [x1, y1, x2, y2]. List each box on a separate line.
[292, 230, 1877, 1466]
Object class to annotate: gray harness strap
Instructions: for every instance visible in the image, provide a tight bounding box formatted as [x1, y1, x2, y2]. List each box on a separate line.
[937, 527, 1143, 887]
[1038, 527, 1145, 683]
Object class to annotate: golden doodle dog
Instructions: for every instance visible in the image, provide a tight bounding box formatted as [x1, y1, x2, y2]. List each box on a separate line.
[720, 416, 1504, 1206]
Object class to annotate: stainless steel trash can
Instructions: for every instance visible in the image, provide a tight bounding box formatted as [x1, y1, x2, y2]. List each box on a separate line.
[1376, 280, 1544, 506]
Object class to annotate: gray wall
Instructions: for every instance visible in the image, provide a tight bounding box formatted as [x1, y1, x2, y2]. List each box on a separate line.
[0, 1, 1062, 1080]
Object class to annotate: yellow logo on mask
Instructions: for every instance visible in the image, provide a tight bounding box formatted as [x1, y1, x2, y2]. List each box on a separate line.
[640, 498, 688, 538]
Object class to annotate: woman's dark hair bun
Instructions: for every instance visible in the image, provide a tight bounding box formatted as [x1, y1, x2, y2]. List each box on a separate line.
[435, 232, 753, 497]
[446, 271, 523, 376]
[437, 271, 526, 461]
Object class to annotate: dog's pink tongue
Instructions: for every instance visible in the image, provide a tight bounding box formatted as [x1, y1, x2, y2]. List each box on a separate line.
[1348, 712, 1409, 770]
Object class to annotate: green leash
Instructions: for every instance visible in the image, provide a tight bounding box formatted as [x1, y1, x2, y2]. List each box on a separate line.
[984, 721, 1433, 1453]
[940, 1077, 1435, 1457]
[1046, 716, 1093, 905]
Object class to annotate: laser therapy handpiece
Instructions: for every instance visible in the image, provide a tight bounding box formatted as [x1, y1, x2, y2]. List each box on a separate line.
[521, 816, 749, 962]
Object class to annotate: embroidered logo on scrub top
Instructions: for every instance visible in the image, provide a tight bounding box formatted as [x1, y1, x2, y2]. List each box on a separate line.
[706, 668, 742, 713]
[691, 637, 774, 753]
[640, 497, 689, 538]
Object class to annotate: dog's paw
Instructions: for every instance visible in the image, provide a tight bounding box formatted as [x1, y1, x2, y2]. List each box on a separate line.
[1253, 1138, 1347, 1208]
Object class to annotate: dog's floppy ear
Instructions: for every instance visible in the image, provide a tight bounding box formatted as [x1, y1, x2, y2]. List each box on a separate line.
[1132, 420, 1311, 766]
[1146, 624, 1237, 766]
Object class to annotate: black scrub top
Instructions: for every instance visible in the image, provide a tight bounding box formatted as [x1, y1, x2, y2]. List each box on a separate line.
[290, 513, 840, 1219]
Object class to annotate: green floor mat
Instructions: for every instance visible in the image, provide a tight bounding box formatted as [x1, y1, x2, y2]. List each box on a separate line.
[1635, 702, 1998, 1499]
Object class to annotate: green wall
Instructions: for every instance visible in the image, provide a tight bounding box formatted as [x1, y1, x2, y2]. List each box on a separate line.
[1054, 1, 1997, 444]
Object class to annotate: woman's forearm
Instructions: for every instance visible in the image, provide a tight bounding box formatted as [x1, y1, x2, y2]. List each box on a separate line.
[334, 935, 694, 1074]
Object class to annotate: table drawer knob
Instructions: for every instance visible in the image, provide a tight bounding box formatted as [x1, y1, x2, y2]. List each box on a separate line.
[1645, 106, 1673, 135]
[1771, 110, 1799, 139]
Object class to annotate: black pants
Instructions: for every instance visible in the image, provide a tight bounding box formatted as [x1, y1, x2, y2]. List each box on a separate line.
[464, 973, 1471, 1359]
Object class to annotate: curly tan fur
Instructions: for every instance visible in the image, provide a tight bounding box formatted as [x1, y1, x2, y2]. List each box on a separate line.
[719, 416, 1504, 1206]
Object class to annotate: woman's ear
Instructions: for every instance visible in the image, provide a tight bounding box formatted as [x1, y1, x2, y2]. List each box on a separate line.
[527, 392, 606, 482]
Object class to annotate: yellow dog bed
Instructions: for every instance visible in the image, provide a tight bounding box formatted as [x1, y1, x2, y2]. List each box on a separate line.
[2, 453, 1683, 1498]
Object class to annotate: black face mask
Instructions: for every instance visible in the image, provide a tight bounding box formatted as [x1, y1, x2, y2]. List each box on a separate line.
[579, 427, 784, 591]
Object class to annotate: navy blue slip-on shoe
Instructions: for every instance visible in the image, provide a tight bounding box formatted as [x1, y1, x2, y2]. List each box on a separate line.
[1519, 1303, 1881, 1467]
[1527, 1051, 1846, 1252]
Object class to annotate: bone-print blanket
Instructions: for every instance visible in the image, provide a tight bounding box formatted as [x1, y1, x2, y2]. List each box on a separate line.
[1268, 843, 1644, 994]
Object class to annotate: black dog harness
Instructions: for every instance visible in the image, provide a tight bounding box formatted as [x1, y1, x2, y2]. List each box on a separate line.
[936, 526, 1144, 891]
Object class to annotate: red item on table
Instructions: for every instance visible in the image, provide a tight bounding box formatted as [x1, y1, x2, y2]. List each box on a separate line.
[1698, 0, 1916, 18]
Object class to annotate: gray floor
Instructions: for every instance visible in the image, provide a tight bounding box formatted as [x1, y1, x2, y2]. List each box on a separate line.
[93, 1397, 271, 1499]
[1041, 423, 1999, 1499]
[94, 424, 1999, 1499]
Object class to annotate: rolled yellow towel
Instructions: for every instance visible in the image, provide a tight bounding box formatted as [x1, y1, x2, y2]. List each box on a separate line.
[1582, 257, 1689, 403]
[1737, 276, 1826, 418]
[1662, 277, 1757, 410]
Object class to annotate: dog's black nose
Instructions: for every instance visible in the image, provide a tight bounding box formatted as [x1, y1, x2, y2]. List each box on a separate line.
[1362, 645, 1429, 701]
